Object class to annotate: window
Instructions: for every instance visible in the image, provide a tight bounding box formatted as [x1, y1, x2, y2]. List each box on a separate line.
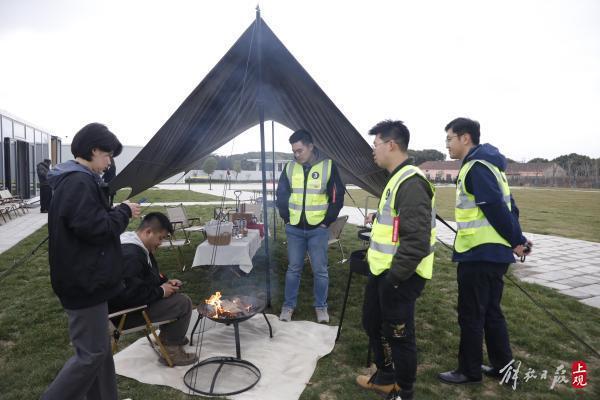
[35, 130, 43, 187]
[26, 126, 35, 143]
[0, 118, 5, 188]
[13, 122, 25, 139]
[1, 116, 12, 139]
[42, 133, 49, 159]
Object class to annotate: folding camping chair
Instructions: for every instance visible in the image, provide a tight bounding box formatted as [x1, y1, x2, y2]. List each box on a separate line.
[165, 204, 206, 242]
[327, 215, 349, 264]
[306, 215, 349, 266]
[109, 305, 176, 367]
[159, 233, 189, 271]
[0, 190, 27, 218]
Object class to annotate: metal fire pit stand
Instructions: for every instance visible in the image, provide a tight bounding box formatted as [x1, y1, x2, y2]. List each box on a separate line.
[189, 312, 273, 358]
[184, 355, 261, 397]
[184, 301, 273, 397]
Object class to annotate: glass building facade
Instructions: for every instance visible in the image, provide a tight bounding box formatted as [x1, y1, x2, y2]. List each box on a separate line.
[0, 110, 62, 199]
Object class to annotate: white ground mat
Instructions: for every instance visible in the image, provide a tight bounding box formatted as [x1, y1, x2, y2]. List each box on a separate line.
[114, 311, 337, 399]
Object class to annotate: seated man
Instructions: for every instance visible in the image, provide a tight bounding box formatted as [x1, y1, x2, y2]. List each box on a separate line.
[109, 212, 197, 366]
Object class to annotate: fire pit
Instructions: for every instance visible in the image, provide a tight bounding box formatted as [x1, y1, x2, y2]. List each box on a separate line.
[184, 292, 273, 397]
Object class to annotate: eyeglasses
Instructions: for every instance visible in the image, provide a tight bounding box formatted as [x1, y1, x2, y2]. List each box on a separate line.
[372, 140, 392, 149]
[445, 134, 461, 143]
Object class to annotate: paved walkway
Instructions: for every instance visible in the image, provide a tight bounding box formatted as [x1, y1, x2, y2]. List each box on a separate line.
[0, 211, 48, 253]
[432, 220, 600, 308]
[1, 203, 599, 309]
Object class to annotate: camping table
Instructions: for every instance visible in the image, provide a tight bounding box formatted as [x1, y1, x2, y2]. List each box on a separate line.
[191, 229, 262, 273]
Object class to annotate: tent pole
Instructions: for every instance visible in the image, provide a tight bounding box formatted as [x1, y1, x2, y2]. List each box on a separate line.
[271, 120, 277, 241]
[256, 6, 271, 308]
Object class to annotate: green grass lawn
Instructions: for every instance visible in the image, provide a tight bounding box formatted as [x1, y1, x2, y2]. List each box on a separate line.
[347, 186, 600, 243]
[113, 188, 225, 203]
[1, 195, 599, 399]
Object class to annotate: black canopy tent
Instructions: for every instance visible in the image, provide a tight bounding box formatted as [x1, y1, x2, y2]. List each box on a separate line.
[110, 10, 387, 307]
[109, 14, 386, 197]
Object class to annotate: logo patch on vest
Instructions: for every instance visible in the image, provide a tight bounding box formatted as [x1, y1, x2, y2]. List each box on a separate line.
[312, 172, 320, 179]
[385, 188, 391, 199]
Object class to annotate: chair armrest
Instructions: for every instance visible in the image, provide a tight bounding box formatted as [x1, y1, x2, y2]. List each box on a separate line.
[108, 304, 148, 318]
[170, 221, 184, 229]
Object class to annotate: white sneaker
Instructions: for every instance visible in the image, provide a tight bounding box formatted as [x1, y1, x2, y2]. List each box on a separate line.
[279, 307, 294, 321]
[315, 307, 329, 323]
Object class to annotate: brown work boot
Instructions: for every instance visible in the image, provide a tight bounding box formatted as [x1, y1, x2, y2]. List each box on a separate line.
[159, 345, 198, 366]
[356, 369, 398, 395]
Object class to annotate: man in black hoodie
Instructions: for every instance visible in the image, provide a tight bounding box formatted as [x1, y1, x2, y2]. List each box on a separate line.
[42, 123, 140, 400]
[109, 212, 197, 366]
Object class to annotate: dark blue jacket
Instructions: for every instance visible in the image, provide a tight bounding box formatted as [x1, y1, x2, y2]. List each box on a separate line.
[47, 160, 132, 309]
[453, 144, 527, 264]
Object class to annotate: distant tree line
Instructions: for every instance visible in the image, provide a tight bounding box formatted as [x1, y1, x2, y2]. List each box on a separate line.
[408, 149, 446, 165]
[192, 150, 599, 188]
[524, 153, 600, 188]
[193, 149, 448, 171]
[192, 152, 294, 172]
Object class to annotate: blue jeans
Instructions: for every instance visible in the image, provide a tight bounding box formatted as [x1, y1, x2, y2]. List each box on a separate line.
[284, 224, 329, 308]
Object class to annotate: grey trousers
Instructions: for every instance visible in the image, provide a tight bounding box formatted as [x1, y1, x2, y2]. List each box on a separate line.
[42, 302, 118, 400]
[121, 293, 193, 345]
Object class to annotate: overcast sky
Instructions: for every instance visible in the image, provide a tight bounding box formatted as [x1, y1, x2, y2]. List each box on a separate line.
[1, 0, 599, 161]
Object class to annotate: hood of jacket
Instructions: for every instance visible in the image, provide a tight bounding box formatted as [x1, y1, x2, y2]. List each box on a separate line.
[463, 143, 508, 172]
[120, 231, 152, 266]
[302, 147, 328, 167]
[47, 160, 104, 190]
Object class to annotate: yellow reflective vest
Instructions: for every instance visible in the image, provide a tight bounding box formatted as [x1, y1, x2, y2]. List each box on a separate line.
[286, 159, 332, 226]
[454, 159, 511, 253]
[367, 165, 437, 279]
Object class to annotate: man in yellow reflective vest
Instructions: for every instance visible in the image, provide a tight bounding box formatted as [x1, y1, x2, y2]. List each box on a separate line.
[276, 129, 345, 323]
[438, 117, 533, 385]
[356, 120, 436, 400]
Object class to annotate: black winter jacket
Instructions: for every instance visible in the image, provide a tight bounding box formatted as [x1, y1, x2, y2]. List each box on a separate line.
[108, 241, 167, 311]
[47, 160, 131, 309]
[385, 159, 434, 285]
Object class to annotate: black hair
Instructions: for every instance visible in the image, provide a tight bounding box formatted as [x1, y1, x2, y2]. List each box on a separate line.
[368, 120, 410, 152]
[71, 123, 123, 161]
[137, 212, 174, 234]
[445, 117, 481, 145]
[289, 129, 313, 146]
[43, 159, 51, 164]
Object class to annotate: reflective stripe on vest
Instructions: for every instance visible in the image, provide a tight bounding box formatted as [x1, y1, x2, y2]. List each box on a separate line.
[454, 159, 511, 253]
[367, 165, 437, 280]
[287, 159, 332, 225]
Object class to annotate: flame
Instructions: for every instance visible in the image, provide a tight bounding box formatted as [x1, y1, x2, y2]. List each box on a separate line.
[204, 291, 254, 319]
[205, 291, 224, 318]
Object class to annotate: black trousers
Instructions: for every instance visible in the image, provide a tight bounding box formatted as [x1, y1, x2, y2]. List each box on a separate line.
[457, 261, 513, 379]
[362, 271, 426, 391]
[40, 184, 52, 212]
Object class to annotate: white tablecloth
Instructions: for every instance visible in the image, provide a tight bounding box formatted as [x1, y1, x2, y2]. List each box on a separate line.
[192, 229, 261, 273]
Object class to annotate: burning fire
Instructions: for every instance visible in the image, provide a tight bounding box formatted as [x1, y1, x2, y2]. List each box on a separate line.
[205, 291, 224, 317]
[204, 291, 253, 319]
